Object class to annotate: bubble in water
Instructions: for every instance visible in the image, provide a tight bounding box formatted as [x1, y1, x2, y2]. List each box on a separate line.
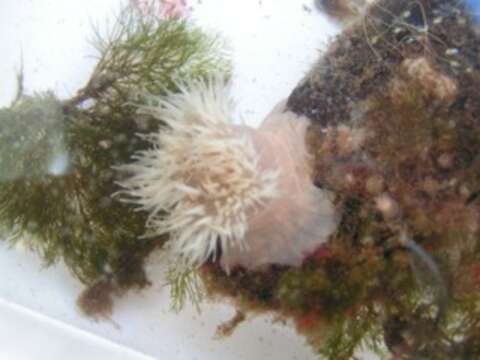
[48, 151, 69, 176]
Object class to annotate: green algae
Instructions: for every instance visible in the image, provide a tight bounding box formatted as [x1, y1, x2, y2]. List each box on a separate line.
[0, 7, 229, 316]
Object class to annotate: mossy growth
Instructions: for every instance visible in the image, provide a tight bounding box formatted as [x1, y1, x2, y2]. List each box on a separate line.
[0, 5, 229, 317]
[194, 0, 480, 359]
[166, 262, 204, 313]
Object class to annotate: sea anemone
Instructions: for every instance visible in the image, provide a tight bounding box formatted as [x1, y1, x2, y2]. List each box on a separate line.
[118, 78, 337, 271]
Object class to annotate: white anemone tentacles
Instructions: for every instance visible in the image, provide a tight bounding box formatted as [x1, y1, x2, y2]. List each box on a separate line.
[117, 78, 280, 268]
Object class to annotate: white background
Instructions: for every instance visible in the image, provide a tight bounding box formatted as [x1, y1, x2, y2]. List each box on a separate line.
[0, 1, 358, 359]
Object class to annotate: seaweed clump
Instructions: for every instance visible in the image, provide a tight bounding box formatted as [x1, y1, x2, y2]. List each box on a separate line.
[0, 6, 228, 318]
[195, 1, 480, 359]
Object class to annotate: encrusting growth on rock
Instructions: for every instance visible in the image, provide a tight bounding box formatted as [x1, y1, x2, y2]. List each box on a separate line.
[200, 1, 480, 359]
